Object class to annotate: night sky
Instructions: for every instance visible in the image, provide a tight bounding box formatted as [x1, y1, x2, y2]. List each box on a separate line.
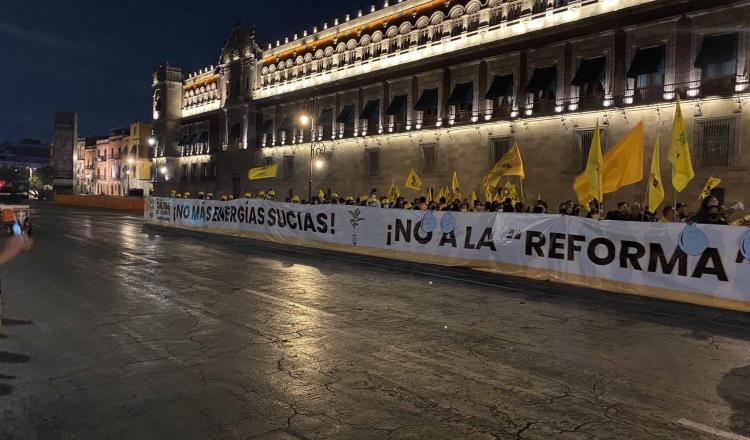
[0, 0, 372, 143]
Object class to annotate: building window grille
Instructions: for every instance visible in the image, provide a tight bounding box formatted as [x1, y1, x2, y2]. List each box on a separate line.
[421, 143, 438, 174]
[489, 137, 512, 165]
[364, 149, 380, 176]
[576, 128, 608, 172]
[694, 117, 738, 168]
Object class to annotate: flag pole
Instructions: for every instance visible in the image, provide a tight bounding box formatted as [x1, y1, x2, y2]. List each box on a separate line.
[518, 177, 525, 204]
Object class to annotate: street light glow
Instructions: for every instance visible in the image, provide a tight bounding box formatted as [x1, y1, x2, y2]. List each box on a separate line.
[160, 166, 167, 174]
[314, 159, 324, 169]
[127, 157, 134, 165]
[299, 114, 310, 126]
[147, 137, 156, 146]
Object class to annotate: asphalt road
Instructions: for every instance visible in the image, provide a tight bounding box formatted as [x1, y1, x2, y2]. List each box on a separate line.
[1, 203, 750, 440]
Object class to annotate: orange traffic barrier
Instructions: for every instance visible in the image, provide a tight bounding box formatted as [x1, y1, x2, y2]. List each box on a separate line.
[53, 194, 145, 213]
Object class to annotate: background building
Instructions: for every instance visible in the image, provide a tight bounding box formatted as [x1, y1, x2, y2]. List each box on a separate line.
[152, 0, 750, 208]
[51, 112, 77, 194]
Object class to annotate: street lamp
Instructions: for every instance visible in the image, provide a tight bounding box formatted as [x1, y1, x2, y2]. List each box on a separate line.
[299, 111, 326, 201]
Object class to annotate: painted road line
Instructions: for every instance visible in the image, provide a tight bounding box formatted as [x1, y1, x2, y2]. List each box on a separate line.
[64, 233, 89, 244]
[677, 419, 750, 440]
[244, 288, 338, 318]
[122, 252, 159, 265]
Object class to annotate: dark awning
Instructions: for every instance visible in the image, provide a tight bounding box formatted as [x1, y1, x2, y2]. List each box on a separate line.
[178, 134, 189, 146]
[572, 56, 606, 86]
[485, 74, 514, 99]
[385, 95, 407, 115]
[414, 88, 438, 110]
[188, 132, 199, 144]
[525, 66, 557, 93]
[197, 131, 208, 143]
[627, 46, 665, 78]
[318, 109, 333, 125]
[278, 118, 292, 132]
[336, 105, 354, 124]
[229, 123, 242, 139]
[447, 82, 473, 106]
[263, 119, 274, 134]
[359, 99, 380, 119]
[695, 33, 738, 68]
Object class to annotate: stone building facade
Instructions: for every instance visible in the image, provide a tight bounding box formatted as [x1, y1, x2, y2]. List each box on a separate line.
[86, 122, 153, 196]
[152, 0, 750, 208]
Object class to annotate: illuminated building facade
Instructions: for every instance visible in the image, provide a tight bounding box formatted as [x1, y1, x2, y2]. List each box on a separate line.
[153, 0, 750, 206]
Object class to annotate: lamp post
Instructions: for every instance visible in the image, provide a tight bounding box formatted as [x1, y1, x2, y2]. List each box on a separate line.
[298, 112, 326, 201]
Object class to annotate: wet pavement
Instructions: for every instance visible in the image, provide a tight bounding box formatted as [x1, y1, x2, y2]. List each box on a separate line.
[1, 202, 750, 439]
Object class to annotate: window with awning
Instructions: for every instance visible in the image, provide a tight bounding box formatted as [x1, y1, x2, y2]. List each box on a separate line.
[385, 95, 407, 116]
[278, 118, 292, 133]
[695, 33, 738, 81]
[263, 119, 274, 135]
[336, 105, 355, 124]
[197, 130, 208, 143]
[626, 46, 665, 78]
[229, 123, 242, 140]
[188, 132, 199, 145]
[317, 109, 333, 126]
[359, 99, 380, 120]
[447, 82, 474, 107]
[525, 66, 557, 94]
[572, 57, 606, 87]
[485, 74, 514, 100]
[178, 133, 189, 146]
[414, 88, 438, 112]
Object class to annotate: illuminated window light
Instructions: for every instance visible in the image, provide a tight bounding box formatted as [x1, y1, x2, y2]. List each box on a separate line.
[406, 124, 411, 131]
[603, 99, 613, 107]
[735, 83, 748, 92]
[345, 14, 350, 21]
[416, 123, 422, 130]
[623, 96, 634, 105]
[370, 5, 376, 12]
[568, 103, 578, 111]
[687, 88, 699, 97]
[471, 116, 479, 123]
[554, 105, 564, 113]
[484, 114, 492, 121]
[663, 91, 675, 100]
[448, 119, 455, 126]
[510, 110, 519, 118]
[436, 119, 442, 127]
[525, 108, 533, 116]
[357, 10, 362, 17]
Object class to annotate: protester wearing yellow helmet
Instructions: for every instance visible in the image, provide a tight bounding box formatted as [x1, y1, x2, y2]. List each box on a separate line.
[243, 192, 252, 198]
[291, 195, 300, 203]
[266, 190, 276, 200]
[257, 190, 265, 199]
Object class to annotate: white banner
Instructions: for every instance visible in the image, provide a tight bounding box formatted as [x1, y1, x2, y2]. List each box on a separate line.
[145, 197, 750, 312]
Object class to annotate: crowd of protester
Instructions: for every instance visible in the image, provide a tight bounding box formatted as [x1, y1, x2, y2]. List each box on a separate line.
[168, 189, 747, 226]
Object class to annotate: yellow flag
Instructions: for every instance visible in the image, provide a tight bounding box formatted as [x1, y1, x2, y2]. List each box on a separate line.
[668, 96, 695, 192]
[493, 190, 503, 203]
[248, 164, 278, 180]
[405, 168, 422, 191]
[387, 181, 401, 203]
[585, 121, 604, 204]
[451, 171, 461, 200]
[319, 189, 325, 200]
[426, 187, 433, 202]
[574, 122, 644, 205]
[484, 185, 493, 203]
[699, 177, 722, 200]
[470, 190, 478, 203]
[648, 135, 665, 211]
[482, 143, 525, 189]
[436, 187, 445, 202]
[500, 180, 519, 203]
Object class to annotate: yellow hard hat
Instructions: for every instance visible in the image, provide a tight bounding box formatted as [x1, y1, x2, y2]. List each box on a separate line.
[268, 190, 276, 197]
[291, 195, 300, 203]
[227, 195, 234, 200]
[243, 192, 252, 198]
[359, 195, 368, 203]
[257, 190, 265, 198]
[331, 192, 338, 198]
[183, 192, 190, 198]
[404, 202, 413, 209]
[175, 193, 182, 198]
[169, 189, 176, 195]
[206, 192, 213, 198]
[220, 195, 227, 201]
[346, 196, 354, 201]
[198, 191, 204, 196]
